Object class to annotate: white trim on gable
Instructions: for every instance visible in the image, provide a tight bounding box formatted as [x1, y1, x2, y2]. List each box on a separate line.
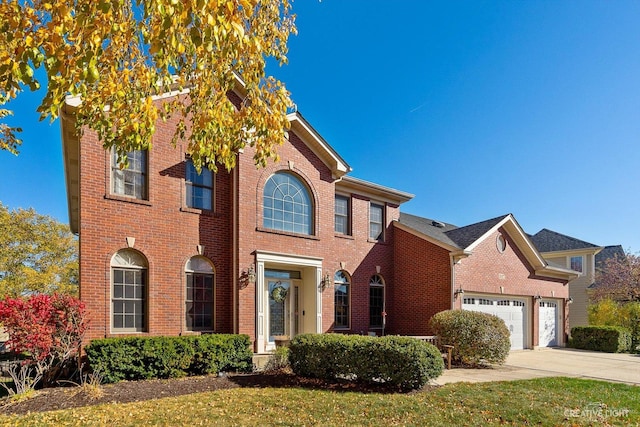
[286, 112, 351, 179]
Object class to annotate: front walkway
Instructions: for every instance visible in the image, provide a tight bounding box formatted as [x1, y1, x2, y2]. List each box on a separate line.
[433, 347, 640, 386]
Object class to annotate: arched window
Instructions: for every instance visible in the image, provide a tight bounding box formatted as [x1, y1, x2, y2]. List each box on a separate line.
[369, 274, 385, 328]
[185, 256, 215, 331]
[263, 172, 313, 235]
[334, 270, 350, 329]
[111, 249, 147, 332]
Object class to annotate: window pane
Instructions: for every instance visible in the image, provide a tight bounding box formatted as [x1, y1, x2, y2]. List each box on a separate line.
[186, 159, 214, 209]
[112, 265, 146, 331]
[263, 172, 313, 235]
[369, 203, 384, 240]
[112, 150, 146, 200]
[185, 272, 214, 331]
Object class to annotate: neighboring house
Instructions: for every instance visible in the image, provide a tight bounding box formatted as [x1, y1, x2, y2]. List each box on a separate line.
[394, 214, 577, 349]
[530, 229, 603, 328]
[595, 245, 626, 271]
[60, 84, 576, 353]
[589, 244, 627, 298]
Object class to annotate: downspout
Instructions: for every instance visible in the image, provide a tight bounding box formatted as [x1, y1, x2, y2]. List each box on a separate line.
[232, 155, 239, 333]
[450, 254, 456, 310]
[450, 250, 471, 309]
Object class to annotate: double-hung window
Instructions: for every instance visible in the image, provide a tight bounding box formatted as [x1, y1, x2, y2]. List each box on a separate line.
[112, 149, 147, 199]
[111, 249, 147, 332]
[186, 159, 213, 210]
[369, 203, 384, 240]
[334, 195, 350, 235]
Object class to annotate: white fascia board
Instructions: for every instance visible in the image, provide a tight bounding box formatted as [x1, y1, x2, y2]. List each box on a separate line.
[465, 214, 547, 269]
[539, 247, 604, 257]
[535, 266, 579, 281]
[338, 176, 414, 204]
[286, 113, 351, 177]
[255, 250, 323, 267]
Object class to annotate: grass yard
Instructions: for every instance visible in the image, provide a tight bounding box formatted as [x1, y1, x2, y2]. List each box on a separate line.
[0, 377, 637, 426]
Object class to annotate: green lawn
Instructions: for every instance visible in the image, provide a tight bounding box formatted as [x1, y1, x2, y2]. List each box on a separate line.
[1, 377, 637, 426]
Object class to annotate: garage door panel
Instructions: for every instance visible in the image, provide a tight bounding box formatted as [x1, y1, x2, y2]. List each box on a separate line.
[539, 300, 558, 347]
[463, 296, 527, 350]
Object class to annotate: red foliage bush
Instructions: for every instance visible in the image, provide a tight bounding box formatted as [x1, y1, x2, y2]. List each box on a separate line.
[0, 293, 87, 386]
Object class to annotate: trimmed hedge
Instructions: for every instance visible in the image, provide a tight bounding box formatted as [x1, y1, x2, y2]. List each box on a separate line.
[429, 309, 511, 366]
[85, 334, 253, 383]
[570, 326, 631, 353]
[289, 334, 444, 390]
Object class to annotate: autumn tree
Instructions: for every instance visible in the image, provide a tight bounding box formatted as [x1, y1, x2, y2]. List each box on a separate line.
[591, 252, 640, 303]
[0, 203, 78, 298]
[1, 0, 296, 172]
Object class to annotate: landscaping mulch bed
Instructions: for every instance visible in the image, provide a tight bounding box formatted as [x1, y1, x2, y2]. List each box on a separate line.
[1, 372, 435, 416]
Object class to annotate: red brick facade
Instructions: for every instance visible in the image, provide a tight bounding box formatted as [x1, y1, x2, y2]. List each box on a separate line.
[65, 90, 573, 352]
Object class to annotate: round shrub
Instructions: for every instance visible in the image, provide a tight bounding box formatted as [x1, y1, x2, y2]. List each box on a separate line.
[289, 333, 443, 390]
[429, 309, 510, 366]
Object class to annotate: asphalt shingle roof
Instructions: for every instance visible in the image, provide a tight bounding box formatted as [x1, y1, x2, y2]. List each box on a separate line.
[397, 213, 510, 249]
[595, 245, 626, 270]
[397, 213, 460, 248]
[530, 229, 599, 253]
[444, 215, 509, 249]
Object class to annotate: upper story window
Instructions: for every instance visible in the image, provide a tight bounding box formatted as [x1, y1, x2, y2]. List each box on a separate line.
[369, 203, 384, 240]
[334, 195, 350, 235]
[111, 249, 147, 332]
[263, 172, 313, 235]
[186, 159, 213, 210]
[570, 256, 584, 273]
[112, 149, 147, 199]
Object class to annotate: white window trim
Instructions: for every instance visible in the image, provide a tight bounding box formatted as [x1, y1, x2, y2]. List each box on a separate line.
[568, 255, 585, 275]
[334, 194, 351, 236]
[368, 201, 385, 241]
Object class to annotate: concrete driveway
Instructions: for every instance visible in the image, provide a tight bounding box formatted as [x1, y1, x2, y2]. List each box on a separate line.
[434, 347, 640, 385]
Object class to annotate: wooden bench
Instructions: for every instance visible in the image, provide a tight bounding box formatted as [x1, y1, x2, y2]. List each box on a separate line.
[407, 336, 454, 369]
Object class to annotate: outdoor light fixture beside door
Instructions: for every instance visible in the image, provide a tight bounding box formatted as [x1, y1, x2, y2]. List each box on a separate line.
[247, 264, 256, 284]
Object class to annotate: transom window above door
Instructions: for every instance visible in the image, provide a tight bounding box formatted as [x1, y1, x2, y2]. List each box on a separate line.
[263, 172, 313, 235]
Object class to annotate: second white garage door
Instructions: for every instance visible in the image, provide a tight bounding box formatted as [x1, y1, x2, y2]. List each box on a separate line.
[462, 296, 527, 350]
[538, 300, 559, 347]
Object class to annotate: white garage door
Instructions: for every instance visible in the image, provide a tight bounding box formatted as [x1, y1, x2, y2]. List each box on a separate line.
[538, 300, 558, 347]
[463, 296, 527, 350]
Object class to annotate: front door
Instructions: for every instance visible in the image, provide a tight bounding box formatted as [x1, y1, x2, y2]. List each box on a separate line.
[268, 280, 301, 342]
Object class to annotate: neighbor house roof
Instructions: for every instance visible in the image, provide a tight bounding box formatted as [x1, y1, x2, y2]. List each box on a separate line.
[595, 245, 626, 270]
[395, 212, 578, 281]
[530, 229, 600, 253]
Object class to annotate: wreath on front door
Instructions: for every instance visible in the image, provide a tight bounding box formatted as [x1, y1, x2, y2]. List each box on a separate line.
[271, 285, 289, 303]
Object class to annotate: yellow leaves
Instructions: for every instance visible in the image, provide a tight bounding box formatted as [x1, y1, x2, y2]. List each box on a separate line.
[1, 0, 296, 169]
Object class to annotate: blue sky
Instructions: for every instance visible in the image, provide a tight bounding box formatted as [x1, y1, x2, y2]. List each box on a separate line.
[1, 1, 639, 251]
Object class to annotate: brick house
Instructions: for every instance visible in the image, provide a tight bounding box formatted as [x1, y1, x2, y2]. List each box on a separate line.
[395, 214, 578, 349]
[60, 85, 577, 352]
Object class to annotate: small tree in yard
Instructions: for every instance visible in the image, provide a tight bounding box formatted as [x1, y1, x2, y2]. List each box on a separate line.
[592, 253, 640, 303]
[0, 293, 87, 393]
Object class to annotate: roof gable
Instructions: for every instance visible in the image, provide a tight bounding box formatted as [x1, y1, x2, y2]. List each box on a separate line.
[395, 212, 578, 281]
[445, 215, 508, 249]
